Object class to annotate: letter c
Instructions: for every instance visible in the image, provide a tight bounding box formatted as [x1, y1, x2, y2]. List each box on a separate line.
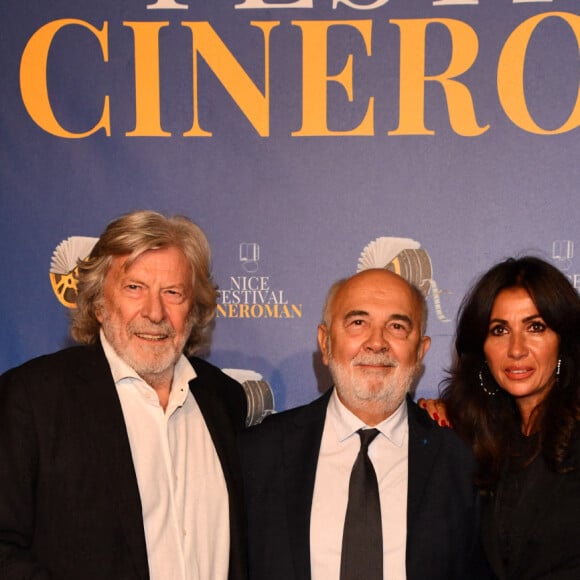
[20, 19, 110, 138]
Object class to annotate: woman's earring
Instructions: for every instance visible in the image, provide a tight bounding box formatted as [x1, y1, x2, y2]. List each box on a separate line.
[480, 363, 499, 396]
[556, 358, 562, 379]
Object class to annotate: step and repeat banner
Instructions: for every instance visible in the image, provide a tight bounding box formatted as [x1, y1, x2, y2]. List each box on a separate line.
[1, 0, 579, 411]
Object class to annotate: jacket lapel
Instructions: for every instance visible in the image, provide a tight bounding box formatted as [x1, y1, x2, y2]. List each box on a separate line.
[188, 371, 247, 580]
[74, 344, 149, 580]
[283, 390, 330, 579]
[189, 375, 242, 498]
[406, 397, 442, 528]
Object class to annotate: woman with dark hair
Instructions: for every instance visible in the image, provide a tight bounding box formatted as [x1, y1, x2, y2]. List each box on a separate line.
[423, 256, 580, 579]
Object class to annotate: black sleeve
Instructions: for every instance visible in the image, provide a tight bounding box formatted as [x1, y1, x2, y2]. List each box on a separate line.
[0, 366, 51, 579]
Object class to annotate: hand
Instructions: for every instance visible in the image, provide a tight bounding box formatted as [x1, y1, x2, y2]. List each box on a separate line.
[417, 398, 451, 428]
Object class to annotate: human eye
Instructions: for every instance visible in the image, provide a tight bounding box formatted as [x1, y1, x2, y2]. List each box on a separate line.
[344, 316, 367, 332]
[387, 318, 411, 337]
[489, 324, 507, 337]
[388, 324, 409, 337]
[163, 288, 186, 304]
[528, 320, 547, 333]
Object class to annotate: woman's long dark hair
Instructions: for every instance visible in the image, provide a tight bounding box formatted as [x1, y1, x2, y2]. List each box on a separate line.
[441, 256, 580, 491]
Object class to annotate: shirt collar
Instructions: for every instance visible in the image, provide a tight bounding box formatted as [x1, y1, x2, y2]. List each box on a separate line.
[328, 388, 408, 447]
[100, 329, 196, 406]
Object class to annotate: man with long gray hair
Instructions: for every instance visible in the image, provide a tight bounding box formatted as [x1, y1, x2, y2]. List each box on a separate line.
[0, 210, 248, 580]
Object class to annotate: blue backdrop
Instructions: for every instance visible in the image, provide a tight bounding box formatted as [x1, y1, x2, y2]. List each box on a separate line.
[2, 0, 579, 411]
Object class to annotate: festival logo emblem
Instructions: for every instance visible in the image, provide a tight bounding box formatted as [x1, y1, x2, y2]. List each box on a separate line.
[49, 236, 98, 308]
[222, 368, 275, 426]
[357, 236, 449, 322]
[552, 240, 574, 271]
[217, 242, 302, 319]
[240, 242, 260, 273]
[551, 239, 580, 290]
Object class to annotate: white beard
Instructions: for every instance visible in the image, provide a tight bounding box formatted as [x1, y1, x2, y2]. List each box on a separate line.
[100, 310, 193, 383]
[328, 350, 419, 418]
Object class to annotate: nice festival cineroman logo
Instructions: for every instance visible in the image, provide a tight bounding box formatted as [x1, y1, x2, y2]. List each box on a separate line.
[216, 242, 303, 319]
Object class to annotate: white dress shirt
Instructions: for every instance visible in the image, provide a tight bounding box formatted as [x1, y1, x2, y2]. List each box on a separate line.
[310, 389, 409, 580]
[101, 332, 230, 580]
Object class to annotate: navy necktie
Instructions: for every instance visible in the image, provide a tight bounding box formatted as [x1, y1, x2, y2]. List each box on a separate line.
[340, 428, 383, 580]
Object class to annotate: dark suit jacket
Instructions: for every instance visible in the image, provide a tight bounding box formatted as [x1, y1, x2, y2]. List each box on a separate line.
[0, 342, 248, 580]
[239, 390, 492, 580]
[482, 431, 580, 580]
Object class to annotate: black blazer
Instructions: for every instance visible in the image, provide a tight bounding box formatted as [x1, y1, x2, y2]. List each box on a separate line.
[0, 342, 248, 580]
[482, 432, 580, 580]
[239, 390, 492, 580]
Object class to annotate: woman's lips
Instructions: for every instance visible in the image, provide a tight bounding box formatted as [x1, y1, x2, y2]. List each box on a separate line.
[504, 366, 534, 380]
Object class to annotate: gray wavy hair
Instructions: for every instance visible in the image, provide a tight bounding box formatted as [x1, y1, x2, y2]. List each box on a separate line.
[70, 210, 217, 355]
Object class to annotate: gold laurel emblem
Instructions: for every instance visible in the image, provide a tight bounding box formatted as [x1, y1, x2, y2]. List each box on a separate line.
[387, 249, 432, 297]
[49, 236, 98, 309]
[357, 237, 449, 321]
[49, 267, 80, 309]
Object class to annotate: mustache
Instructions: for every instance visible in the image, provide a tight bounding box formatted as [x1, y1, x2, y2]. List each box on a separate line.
[352, 354, 398, 367]
[127, 320, 176, 337]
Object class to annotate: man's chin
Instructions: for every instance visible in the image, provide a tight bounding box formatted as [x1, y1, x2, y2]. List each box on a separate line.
[124, 350, 178, 377]
[354, 386, 397, 402]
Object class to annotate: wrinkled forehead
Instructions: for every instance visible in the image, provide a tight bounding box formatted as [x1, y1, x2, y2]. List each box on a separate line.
[331, 271, 421, 325]
[105, 247, 193, 285]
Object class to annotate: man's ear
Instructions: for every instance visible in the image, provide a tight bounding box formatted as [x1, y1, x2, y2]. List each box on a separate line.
[94, 300, 104, 324]
[417, 335, 431, 362]
[317, 324, 330, 366]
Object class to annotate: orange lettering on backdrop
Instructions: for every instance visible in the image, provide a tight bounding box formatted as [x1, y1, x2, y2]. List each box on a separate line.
[124, 21, 172, 137]
[181, 21, 279, 137]
[291, 20, 374, 136]
[498, 11, 580, 135]
[389, 18, 489, 136]
[20, 19, 110, 138]
[19, 13, 580, 138]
